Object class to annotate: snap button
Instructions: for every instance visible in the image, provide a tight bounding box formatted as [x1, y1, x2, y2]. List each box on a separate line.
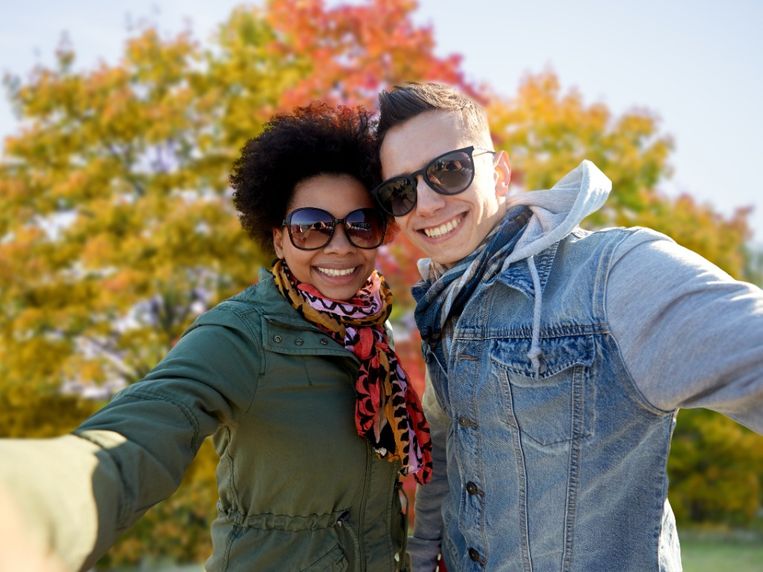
[336, 510, 349, 527]
[465, 481, 482, 496]
[319, 338, 329, 345]
[468, 547, 485, 565]
[272, 335, 282, 343]
[295, 338, 304, 346]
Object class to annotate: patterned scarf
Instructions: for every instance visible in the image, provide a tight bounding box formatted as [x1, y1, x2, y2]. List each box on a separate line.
[272, 259, 432, 484]
[413, 205, 532, 364]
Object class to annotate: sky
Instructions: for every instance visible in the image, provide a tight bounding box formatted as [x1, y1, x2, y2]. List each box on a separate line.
[1, 0, 761, 242]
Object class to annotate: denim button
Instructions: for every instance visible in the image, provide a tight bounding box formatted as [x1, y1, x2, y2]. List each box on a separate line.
[273, 335, 282, 343]
[295, 338, 304, 346]
[466, 481, 480, 495]
[458, 416, 478, 429]
[468, 547, 485, 564]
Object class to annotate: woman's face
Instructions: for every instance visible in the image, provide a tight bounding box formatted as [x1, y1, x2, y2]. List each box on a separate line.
[273, 174, 380, 300]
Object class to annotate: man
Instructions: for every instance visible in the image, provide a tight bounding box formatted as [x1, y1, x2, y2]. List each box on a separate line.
[373, 82, 763, 571]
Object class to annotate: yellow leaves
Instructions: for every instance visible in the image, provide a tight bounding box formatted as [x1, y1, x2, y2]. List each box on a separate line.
[124, 27, 200, 86]
[635, 193, 750, 277]
[81, 233, 114, 268]
[669, 409, 763, 526]
[0, 384, 98, 438]
[102, 268, 142, 294]
[63, 358, 108, 386]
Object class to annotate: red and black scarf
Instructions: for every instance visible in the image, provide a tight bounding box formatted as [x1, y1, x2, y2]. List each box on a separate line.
[272, 259, 432, 484]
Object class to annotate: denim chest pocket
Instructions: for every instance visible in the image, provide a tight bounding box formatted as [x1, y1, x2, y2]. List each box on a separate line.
[491, 334, 595, 447]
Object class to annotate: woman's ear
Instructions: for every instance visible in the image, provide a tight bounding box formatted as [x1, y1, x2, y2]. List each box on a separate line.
[272, 227, 285, 259]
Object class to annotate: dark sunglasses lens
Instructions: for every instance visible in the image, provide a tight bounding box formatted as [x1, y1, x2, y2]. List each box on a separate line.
[376, 177, 417, 216]
[426, 150, 474, 194]
[344, 209, 386, 248]
[287, 208, 334, 249]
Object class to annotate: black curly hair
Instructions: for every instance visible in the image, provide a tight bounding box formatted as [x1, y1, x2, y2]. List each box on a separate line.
[230, 103, 384, 254]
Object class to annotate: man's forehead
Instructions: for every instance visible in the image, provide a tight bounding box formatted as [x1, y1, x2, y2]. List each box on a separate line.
[379, 111, 472, 176]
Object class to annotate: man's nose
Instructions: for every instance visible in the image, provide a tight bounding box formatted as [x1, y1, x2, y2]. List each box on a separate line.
[414, 176, 446, 217]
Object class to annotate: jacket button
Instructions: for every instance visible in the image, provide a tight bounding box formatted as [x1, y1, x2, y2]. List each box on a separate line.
[468, 547, 485, 564]
[458, 416, 477, 429]
[295, 338, 304, 346]
[466, 481, 481, 495]
[319, 338, 329, 345]
[272, 335, 282, 343]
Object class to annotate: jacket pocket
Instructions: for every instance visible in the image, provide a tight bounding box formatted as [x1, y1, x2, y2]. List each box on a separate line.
[491, 334, 595, 447]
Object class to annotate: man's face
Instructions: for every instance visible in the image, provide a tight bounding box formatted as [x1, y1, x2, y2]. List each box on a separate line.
[379, 110, 510, 266]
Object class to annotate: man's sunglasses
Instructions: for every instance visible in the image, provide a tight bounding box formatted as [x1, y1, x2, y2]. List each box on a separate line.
[372, 145, 495, 217]
[282, 207, 387, 250]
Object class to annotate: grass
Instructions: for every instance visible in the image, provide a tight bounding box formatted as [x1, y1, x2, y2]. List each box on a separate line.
[681, 530, 763, 572]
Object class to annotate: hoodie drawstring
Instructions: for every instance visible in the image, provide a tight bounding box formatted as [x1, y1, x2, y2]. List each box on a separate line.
[527, 255, 543, 374]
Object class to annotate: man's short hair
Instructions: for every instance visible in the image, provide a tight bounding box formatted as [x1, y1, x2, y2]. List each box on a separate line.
[376, 82, 490, 146]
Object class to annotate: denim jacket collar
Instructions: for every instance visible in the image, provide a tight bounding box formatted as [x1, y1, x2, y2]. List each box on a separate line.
[490, 240, 560, 298]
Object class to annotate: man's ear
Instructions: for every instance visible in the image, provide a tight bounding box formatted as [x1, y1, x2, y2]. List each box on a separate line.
[272, 227, 285, 259]
[493, 150, 512, 198]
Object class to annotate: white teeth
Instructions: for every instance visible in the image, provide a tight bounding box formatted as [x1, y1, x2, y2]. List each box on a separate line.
[423, 216, 461, 238]
[317, 267, 356, 277]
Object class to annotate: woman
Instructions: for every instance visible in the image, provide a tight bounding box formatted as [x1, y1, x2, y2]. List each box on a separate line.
[0, 103, 431, 571]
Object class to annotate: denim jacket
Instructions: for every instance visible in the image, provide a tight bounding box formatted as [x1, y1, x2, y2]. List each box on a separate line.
[409, 162, 763, 571]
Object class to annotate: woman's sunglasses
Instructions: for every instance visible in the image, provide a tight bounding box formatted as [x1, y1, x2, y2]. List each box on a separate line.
[372, 145, 495, 217]
[282, 207, 387, 250]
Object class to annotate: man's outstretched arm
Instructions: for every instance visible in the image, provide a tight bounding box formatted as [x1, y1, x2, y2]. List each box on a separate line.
[607, 229, 763, 431]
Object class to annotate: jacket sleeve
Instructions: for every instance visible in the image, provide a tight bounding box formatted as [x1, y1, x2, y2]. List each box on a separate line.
[606, 229, 763, 432]
[0, 309, 261, 571]
[407, 367, 450, 571]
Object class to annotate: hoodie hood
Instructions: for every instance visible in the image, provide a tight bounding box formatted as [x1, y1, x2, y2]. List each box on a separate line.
[503, 159, 611, 266]
[505, 160, 611, 372]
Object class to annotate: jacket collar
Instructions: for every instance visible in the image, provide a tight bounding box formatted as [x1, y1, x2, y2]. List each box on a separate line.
[253, 269, 323, 330]
[251, 269, 359, 363]
[490, 241, 560, 298]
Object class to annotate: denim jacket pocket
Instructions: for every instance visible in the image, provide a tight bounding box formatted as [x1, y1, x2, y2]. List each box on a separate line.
[491, 334, 595, 447]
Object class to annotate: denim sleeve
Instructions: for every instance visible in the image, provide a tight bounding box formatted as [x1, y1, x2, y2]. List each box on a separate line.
[0, 315, 260, 570]
[408, 368, 450, 571]
[607, 229, 763, 433]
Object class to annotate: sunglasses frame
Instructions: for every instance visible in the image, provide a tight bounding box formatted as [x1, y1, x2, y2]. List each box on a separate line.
[372, 145, 496, 217]
[281, 207, 387, 251]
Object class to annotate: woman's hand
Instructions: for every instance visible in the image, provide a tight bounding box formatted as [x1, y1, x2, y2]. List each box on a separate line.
[0, 485, 65, 572]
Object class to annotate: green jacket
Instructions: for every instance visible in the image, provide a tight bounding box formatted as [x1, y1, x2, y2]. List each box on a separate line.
[0, 271, 408, 571]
